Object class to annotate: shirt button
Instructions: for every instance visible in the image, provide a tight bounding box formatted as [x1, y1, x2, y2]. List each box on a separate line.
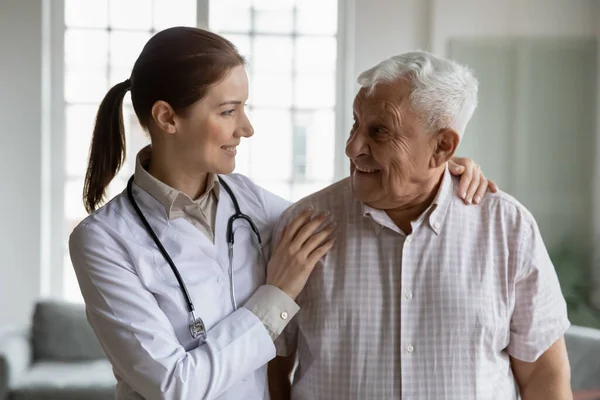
[407, 344, 414, 353]
[405, 291, 413, 299]
[406, 236, 412, 244]
[434, 222, 440, 229]
[280, 311, 288, 320]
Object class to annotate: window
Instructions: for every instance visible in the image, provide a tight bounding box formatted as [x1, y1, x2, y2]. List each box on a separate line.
[57, 0, 340, 301]
[209, 0, 338, 201]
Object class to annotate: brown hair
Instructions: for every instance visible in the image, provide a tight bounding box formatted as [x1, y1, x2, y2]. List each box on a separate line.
[83, 27, 245, 213]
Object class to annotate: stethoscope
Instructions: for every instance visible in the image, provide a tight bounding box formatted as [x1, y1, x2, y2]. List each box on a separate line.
[126, 175, 267, 342]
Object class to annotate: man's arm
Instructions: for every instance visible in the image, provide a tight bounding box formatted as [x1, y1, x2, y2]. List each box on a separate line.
[268, 352, 296, 400]
[511, 337, 572, 400]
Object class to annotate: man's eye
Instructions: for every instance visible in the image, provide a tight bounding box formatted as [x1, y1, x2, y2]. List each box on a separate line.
[372, 126, 387, 135]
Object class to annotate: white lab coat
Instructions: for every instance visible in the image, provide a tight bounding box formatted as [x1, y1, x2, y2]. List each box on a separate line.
[69, 174, 291, 400]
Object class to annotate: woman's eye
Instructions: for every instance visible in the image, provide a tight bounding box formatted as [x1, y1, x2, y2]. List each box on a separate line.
[221, 109, 235, 116]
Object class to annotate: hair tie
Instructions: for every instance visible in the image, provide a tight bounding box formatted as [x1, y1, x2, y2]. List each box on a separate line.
[123, 78, 132, 90]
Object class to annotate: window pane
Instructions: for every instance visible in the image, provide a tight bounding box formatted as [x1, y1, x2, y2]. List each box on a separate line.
[292, 122, 307, 179]
[297, 0, 337, 35]
[63, 252, 83, 303]
[291, 182, 330, 202]
[123, 106, 150, 176]
[250, 109, 292, 181]
[296, 110, 335, 181]
[252, 74, 292, 108]
[294, 74, 335, 108]
[65, 29, 109, 68]
[252, 0, 294, 9]
[110, 68, 133, 87]
[209, 1, 251, 33]
[255, 9, 293, 34]
[233, 137, 252, 176]
[296, 37, 337, 74]
[65, 0, 108, 28]
[233, 109, 253, 175]
[66, 105, 97, 176]
[222, 34, 252, 64]
[64, 179, 87, 222]
[109, 0, 152, 30]
[153, 0, 197, 30]
[110, 31, 151, 69]
[253, 180, 291, 201]
[65, 67, 108, 103]
[254, 36, 293, 73]
[107, 178, 127, 200]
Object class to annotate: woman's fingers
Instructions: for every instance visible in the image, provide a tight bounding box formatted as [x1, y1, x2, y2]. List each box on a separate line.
[279, 207, 314, 246]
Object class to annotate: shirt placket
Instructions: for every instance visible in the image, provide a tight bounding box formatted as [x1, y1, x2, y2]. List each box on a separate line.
[400, 226, 418, 398]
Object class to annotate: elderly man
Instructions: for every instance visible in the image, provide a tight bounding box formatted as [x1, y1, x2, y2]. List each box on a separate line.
[269, 52, 571, 400]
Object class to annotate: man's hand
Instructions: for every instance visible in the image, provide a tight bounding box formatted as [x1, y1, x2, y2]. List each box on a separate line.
[511, 337, 572, 400]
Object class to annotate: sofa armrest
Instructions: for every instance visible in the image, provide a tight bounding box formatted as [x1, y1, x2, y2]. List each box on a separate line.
[0, 327, 32, 400]
[566, 325, 600, 392]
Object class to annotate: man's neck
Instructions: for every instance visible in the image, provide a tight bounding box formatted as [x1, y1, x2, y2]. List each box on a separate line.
[385, 171, 444, 235]
[147, 148, 209, 200]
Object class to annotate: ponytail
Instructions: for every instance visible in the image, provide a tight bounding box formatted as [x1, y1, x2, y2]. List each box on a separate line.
[83, 79, 131, 213]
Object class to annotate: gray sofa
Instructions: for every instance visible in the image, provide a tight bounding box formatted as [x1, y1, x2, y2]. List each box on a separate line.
[1, 300, 599, 399]
[0, 301, 115, 400]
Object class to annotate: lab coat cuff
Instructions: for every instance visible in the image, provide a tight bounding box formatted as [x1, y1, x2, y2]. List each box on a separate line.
[243, 285, 300, 341]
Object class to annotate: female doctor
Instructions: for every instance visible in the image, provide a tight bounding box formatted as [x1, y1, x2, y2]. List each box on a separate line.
[69, 27, 496, 400]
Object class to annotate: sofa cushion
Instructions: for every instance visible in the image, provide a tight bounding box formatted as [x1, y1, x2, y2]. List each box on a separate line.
[32, 300, 105, 361]
[11, 360, 115, 400]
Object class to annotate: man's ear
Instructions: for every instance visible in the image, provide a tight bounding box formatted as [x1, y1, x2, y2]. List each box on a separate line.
[151, 100, 177, 135]
[430, 128, 460, 168]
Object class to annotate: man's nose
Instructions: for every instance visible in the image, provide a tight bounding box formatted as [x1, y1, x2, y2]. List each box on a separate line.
[345, 129, 367, 159]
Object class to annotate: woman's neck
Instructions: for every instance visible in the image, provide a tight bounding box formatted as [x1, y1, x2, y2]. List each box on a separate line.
[147, 148, 209, 200]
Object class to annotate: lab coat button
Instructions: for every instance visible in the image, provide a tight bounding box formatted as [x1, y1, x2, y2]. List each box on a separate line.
[280, 311, 288, 320]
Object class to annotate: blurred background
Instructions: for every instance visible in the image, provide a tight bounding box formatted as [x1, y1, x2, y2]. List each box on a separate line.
[1, 0, 599, 330]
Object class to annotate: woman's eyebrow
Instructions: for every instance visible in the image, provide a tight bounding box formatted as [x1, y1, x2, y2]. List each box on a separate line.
[218, 100, 243, 106]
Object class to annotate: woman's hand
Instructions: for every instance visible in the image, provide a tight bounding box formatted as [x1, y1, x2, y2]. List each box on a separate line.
[267, 208, 336, 300]
[449, 157, 499, 205]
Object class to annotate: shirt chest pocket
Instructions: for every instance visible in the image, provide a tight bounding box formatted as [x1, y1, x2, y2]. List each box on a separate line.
[426, 259, 510, 346]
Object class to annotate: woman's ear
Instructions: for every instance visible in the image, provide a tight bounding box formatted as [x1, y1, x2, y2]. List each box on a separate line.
[430, 128, 460, 168]
[151, 101, 177, 135]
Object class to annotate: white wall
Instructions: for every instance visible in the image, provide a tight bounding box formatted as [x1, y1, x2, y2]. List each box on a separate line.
[348, 0, 597, 81]
[0, 0, 43, 327]
[431, 0, 597, 54]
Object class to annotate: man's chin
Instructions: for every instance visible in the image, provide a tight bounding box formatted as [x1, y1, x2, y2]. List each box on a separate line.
[350, 175, 378, 204]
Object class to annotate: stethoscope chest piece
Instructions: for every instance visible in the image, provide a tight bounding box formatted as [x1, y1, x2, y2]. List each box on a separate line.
[190, 314, 207, 342]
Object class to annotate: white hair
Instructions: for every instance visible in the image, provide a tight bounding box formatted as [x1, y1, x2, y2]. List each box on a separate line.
[357, 51, 478, 136]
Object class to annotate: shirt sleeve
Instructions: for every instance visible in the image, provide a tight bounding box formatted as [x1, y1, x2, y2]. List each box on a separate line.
[507, 218, 571, 362]
[275, 314, 300, 357]
[269, 206, 306, 357]
[69, 222, 276, 400]
[243, 285, 300, 340]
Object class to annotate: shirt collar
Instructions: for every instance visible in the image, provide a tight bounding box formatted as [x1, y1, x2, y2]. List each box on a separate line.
[424, 166, 453, 235]
[133, 145, 220, 220]
[361, 165, 453, 236]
